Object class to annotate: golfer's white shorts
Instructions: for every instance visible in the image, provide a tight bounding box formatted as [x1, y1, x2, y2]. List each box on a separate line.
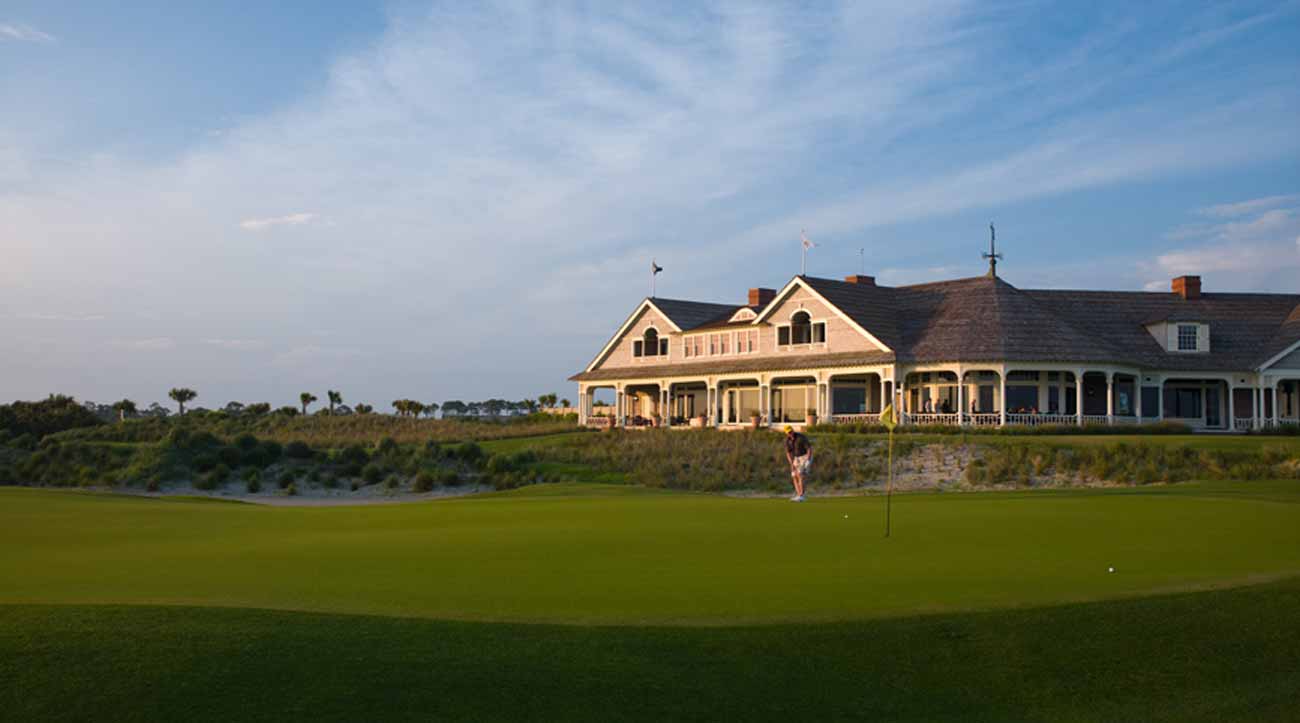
[792, 454, 811, 476]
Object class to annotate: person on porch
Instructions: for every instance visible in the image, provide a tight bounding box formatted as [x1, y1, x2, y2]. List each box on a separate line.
[783, 426, 813, 502]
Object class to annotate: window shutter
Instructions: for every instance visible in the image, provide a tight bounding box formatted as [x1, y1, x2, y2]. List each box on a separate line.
[1198, 325, 1210, 352]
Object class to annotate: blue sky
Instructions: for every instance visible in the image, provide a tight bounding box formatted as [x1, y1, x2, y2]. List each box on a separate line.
[2, 1, 1298, 409]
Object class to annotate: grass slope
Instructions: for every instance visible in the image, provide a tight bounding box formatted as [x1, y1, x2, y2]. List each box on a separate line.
[4, 578, 1299, 722]
[3, 482, 1299, 623]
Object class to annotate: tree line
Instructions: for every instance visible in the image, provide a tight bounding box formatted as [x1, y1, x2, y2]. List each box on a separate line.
[19, 389, 575, 425]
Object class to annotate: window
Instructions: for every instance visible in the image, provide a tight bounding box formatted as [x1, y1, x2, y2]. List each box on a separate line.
[643, 328, 660, 357]
[632, 340, 643, 357]
[659, 338, 669, 356]
[708, 335, 717, 355]
[719, 334, 728, 355]
[1177, 325, 1198, 351]
[745, 330, 757, 353]
[693, 337, 703, 357]
[779, 312, 826, 347]
[791, 311, 812, 344]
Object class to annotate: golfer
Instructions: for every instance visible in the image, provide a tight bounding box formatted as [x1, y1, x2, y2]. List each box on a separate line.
[783, 425, 813, 502]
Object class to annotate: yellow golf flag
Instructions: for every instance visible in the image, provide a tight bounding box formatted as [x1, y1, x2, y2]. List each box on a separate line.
[880, 402, 897, 431]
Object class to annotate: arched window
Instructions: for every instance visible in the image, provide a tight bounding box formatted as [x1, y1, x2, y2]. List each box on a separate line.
[791, 311, 812, 345]
[643, 328, 660, 356]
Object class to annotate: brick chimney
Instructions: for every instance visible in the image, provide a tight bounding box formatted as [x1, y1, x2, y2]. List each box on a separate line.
[1172, 275, 1201, 300]
[844, 275, 876, 286]
[748, 287, 776, 307]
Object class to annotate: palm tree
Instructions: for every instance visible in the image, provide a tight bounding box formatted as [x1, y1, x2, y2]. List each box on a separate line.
[300, 392, 318, 416]
[327, 390, 342, 415]
[168, 388, 197, 415]
[561, 398, 571, 409]
[355, 403, 373, 415]
[423, 402, 440, 419]
[112, 399, 137, 422]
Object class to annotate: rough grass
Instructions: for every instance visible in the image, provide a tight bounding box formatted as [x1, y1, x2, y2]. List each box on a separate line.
[530, 429, 1300, 492]
[43, 412, 581, 447]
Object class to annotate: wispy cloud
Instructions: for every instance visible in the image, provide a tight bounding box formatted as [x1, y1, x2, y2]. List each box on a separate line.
[1197, 193, 1300, 219]
[110, 338, 176, 352]
[202, 338, 265, 350]
[15, 312, 105, 322]
[239, 212, 316, 231]
[1146, 202, 1300, 291]
[0, 22, 55, 43]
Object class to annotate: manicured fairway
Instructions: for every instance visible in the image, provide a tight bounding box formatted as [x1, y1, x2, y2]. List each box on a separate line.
[4, 580, 1299, 722]
[4, 482, 1300, 722]
[2, 482, 1299, 624]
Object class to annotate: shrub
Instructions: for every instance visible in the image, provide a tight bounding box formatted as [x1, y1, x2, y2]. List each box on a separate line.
[278, 469, 297, 489]
[384, 474, 400, 490]
[209, 463, 231, 483]
[218, 446, 242, 468]
[246, 477, 262, 493]
[439, 468, 461, 486]
[454, 442, 484, 463]
[374, 437, 399, 456]
[286, 482, 298, 496]
[285, 440, 314, 459]
[413, 469, 436, 492]
[192, 452, 218, 473]
[361, 463, 384, 485]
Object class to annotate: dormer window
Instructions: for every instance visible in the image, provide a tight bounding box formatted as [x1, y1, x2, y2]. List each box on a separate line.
[777, 311, 826, 348]
[633, 328, 669, 358]
[1177, 324, 1198, 351]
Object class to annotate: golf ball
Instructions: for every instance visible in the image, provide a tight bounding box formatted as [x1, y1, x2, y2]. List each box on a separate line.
[843, 514, 848, 519]
[1108, 567, 1115, 573]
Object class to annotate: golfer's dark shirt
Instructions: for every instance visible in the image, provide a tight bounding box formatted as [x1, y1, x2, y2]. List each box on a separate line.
[785, 433, 811, 458]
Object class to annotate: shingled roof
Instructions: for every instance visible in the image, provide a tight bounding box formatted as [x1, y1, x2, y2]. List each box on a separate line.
[649, 298, 743, 331]
[572, 274, 1300, 381]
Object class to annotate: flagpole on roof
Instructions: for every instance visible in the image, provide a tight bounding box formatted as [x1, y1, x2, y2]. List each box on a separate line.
[650, 259, 663, 298]
[800, 230, 815, 276]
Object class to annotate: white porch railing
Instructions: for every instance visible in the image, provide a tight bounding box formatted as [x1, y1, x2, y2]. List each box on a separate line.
[1112, 416, 1140, 425]
[830, 413, 881, 425]
[966, 413, 1002, 427]
[1081, 415, 1110, 426]
[904, 413, 960, 426]
[1233, 418, 1253, 432]
[584, 416, 613, 429]
[1005, 413, 1076, 426]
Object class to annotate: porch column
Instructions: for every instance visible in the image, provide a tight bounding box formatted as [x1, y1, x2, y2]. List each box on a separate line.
[1255, 385, 1262, 430]
[760, 384, 769, 425]
[1037, 372, 1048, 414]
[819, 383, 829, 420]
[1135, 375, 1143, 421]
[957, 369, 965, 426]
[1227, 382, 1235, 431]
[998, 372, 1007, 427]
[1274, 382, 1281, 428]
[1156, 379, 1164, 422]
[1105, 372, 1114, 425]
[707, 386, 717, 427]
[1075, 370, 1085, 426]
[615, 387, 625, 427]
[879, 377, 888, 414]
[661, 385, 671, 428]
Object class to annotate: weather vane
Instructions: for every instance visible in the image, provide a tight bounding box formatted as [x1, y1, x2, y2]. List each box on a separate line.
[983, 222, 1002, 277]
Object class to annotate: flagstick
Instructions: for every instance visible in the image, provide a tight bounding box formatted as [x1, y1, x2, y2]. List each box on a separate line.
[885, 427, 893, 538]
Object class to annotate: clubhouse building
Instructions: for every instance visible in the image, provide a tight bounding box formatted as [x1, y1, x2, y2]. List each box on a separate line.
[570, 264, 1300, 432]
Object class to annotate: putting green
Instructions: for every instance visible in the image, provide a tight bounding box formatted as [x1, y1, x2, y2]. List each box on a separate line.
[3, 482, 1298, 624]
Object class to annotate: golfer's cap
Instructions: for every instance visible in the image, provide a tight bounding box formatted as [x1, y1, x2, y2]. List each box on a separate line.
[783, 425, 794, 433]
